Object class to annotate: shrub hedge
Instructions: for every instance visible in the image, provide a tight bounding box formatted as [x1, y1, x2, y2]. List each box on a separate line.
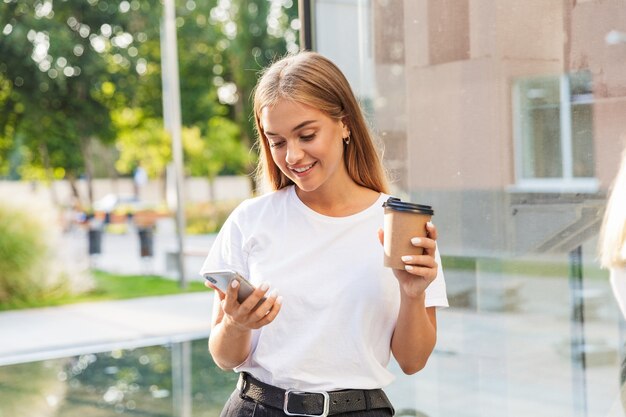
[0, 199, 90, 306]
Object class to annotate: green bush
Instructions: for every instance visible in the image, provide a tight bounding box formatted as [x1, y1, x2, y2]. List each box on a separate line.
[185, 199, 241, 235]
[0, 199, 90, 306]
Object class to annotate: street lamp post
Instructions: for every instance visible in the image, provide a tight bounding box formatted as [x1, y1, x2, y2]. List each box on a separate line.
[161, 0, 187, 290]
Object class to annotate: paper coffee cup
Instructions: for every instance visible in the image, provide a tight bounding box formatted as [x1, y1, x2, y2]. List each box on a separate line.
[383, 197, 434, 270]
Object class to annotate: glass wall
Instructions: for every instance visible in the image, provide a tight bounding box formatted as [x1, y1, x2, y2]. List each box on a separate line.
[0, 338, 237, 417]
[312, 0, 625, 416]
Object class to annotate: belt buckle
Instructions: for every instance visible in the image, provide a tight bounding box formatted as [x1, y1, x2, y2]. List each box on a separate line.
[283, 389, 330, 417]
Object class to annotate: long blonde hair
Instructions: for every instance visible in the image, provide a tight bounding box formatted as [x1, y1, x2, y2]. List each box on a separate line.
[252, 51, 389, 193]
[599, 145, 626, 268]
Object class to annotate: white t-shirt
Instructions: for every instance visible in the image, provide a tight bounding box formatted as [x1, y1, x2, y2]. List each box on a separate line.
[201, 185, 448, 391]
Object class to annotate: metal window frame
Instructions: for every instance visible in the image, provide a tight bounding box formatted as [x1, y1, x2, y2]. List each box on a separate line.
[298, 0, 315, 50]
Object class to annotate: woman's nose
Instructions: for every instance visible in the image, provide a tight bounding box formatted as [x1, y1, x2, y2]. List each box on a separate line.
[285, 141, 304, 165]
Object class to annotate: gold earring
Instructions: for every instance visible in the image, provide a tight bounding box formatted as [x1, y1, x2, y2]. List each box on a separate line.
[343, 135, 351, 145]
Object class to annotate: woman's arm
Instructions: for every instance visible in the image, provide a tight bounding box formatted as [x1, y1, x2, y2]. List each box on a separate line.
[391, 296, 437, 374]
[380, 223, 440, 374]
[208, 280, 282, 370]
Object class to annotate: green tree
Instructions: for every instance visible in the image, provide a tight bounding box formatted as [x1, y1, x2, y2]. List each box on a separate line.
[184, 116, 250, 177]
[214, 0, 299, 148]
[112, 107, 171, 178]
[0, 0, 300, 201]
[175, 0, 230, 128]
[0, 0, 157, 204]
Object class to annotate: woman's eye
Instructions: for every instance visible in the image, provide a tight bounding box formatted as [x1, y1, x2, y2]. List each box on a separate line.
[269, 141, 285, 148]
[300, 134, 316, 141]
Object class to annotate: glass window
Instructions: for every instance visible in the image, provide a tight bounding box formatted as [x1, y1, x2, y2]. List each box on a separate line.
[516, 76, 563, 179]
[312, 1, 623, 416]
[514, 72, 596, 190]
[0, 339, 238, 417]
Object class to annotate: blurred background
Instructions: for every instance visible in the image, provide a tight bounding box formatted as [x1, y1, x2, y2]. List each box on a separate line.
[1, 0, 626, 416]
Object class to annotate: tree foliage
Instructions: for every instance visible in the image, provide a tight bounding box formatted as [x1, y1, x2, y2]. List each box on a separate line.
[0, 0, 155, 201]
[0, 0, 299, 203]
[184, 116, 251, 178]
[112, 107, 171, 178]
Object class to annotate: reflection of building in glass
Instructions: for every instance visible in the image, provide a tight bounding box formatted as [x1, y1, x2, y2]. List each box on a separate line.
[314, 0, 625, 258]
[308, 2, 626, 415]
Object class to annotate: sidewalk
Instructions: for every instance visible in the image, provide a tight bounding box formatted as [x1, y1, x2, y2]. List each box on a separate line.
[0, 219, 217, 366]
[0, 293, 213, 366]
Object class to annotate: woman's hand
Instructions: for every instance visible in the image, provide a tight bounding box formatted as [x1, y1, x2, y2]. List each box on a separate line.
[205, 280, 282, 331]
[378, 222, 439, 299]
[206, 280, 281, 370]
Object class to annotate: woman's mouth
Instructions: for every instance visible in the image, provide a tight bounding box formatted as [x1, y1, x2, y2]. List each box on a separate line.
[290, 162, 317, 176]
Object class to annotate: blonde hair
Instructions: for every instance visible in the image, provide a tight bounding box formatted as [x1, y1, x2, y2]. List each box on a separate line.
[599, 145, 626, 268]
[252, 51, 389, 193]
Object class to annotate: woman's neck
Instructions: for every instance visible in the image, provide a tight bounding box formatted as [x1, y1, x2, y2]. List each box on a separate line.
[295, 181, 380, 217]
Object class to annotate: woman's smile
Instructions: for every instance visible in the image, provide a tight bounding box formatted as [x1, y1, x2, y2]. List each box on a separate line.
[289, 161, 317, 176]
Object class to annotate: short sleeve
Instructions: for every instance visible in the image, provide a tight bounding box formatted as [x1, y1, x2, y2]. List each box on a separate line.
[424, 246, 449, 308]
[199, 205, 248, 277]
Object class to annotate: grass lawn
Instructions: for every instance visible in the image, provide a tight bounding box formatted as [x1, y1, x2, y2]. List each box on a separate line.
[0, 270, 208, 312]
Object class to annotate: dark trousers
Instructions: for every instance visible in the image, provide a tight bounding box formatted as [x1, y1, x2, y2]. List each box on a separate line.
[220, 389, 395, 417]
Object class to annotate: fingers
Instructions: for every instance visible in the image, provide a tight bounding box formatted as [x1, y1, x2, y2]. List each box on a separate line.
[411, 222, 437, 256]
[240, 282, 271, 311]
[221, 280, 282, 330]
[205, 281, 227, 299]
[251, 290, 283, 328]
[410, 236, 437, 257]
[426, 221, 438, 240]
[255, 299, 282, 328]
[377, 228, 384, 246]
[401, 254, 438, 278]
[402, 223, 438, 278]
[221, 279, 241, 313]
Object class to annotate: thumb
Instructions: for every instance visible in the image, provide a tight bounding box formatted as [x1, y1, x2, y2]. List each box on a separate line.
[377, 228, 384, 246]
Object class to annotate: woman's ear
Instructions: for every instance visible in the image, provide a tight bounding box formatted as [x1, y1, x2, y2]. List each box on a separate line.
[341, 118, 350, 138]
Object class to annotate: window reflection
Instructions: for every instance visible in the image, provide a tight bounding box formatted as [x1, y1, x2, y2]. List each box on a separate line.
[515, 72, 595, 184]
[312, 0, 624, 416]
[518, 76, 563, 179]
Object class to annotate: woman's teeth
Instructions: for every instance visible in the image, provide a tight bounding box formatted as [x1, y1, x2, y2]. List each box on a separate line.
[292, 163, 315, 173]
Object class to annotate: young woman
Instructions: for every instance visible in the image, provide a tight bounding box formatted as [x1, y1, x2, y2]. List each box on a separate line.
[201, 51, 448, 417]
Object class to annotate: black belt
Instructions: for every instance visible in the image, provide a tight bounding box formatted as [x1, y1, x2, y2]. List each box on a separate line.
[237, 372, 394, 417]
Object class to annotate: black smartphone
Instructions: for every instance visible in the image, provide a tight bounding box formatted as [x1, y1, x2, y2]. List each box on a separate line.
[203, 269, 266, 305]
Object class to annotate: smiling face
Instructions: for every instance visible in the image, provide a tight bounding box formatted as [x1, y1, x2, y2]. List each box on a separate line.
[260, 99, 350, 195]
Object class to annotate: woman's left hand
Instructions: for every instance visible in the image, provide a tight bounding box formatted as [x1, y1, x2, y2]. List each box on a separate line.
[379, 222, 439, 299]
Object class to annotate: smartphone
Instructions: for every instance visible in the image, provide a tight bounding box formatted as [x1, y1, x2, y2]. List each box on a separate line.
[203, 269, 266, 305]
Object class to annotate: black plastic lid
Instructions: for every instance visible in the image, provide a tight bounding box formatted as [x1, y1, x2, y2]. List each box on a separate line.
[382, 196, 434, 215]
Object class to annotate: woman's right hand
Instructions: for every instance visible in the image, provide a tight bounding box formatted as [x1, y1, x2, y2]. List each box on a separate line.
[207, 280, 282, 331]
